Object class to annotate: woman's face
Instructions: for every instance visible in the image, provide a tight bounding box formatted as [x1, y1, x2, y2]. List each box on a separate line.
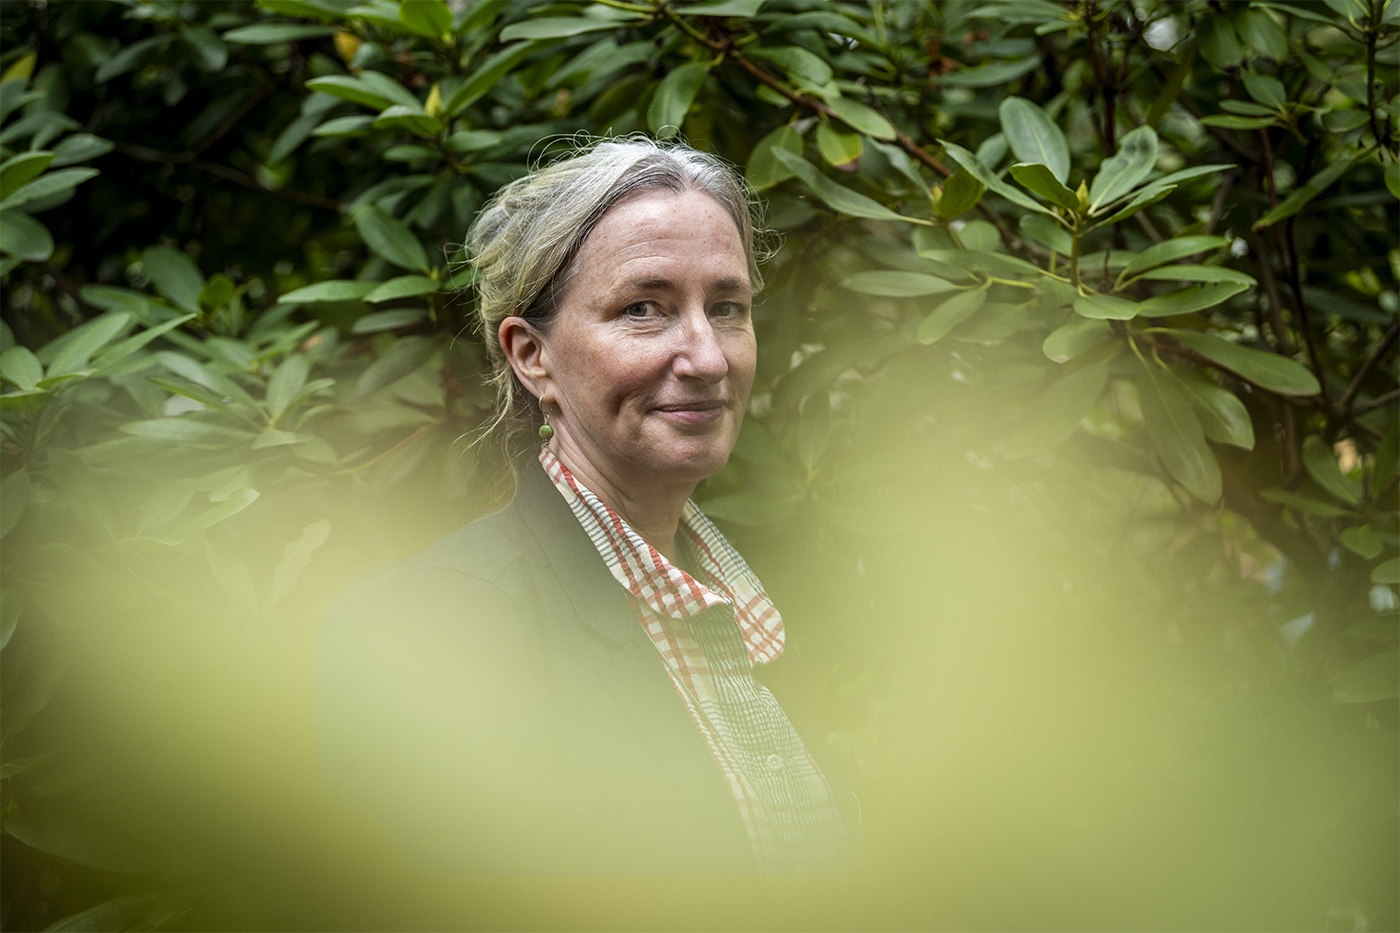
[529, 188, 756, 491]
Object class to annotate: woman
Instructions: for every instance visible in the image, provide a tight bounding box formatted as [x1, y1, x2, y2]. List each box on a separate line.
[319, 138, 853, 876]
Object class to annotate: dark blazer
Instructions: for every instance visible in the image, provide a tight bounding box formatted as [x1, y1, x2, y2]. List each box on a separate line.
[319, 457, 822, 875]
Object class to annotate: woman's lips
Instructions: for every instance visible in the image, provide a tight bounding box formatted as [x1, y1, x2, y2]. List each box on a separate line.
[655, 401, 726, 426]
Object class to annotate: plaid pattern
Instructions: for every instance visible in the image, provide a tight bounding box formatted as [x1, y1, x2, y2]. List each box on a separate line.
[540, 448, 846, 874]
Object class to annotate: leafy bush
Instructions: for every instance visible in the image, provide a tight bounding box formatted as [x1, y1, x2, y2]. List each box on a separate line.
[1, 0, 1396, 928]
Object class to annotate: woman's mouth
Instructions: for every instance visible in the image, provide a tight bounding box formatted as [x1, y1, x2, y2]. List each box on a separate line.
[655, 400, 726, 426]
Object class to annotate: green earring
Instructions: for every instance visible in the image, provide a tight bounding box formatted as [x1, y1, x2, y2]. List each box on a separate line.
[538, 404, 553, 441]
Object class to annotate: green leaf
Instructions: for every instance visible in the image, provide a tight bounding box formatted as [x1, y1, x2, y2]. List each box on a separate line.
[499, 16, 626, 41]
[1372, 557, 1400, 585]
[363, 275, 440, 303]
[1302, 434, 1360, 504]
[1019, 214, 1073, 255]
[1260, 488, 1354, 518]
[351, 309, 428, 333]
[1220, 100, 1278, 116]
[917, 287, 987, 344]
[772, 149, 914, 223]
[1322, 109, 1369, 132]
[400, 0, 453, 36]
[941, 56, 1040, 88]
[1008, 162, 1079, 211]
[1001, 359, 1110, 459]
[0, 346, 43, 391]
[353, 205, 430, 272]
[1385, 161, 1400, 200]
[1139, 281, 1249, 315]
[646, 62, 708, 137]
[1089, 125, 1158, 211]
[745, 124, 803, 191]
[0, 150, 54, 201]
[46, 313, 131, 377]
[816, 121, 862, 169]
[91, 313, 197, 374]
[306, 75, 401, 110]
[1340, 524, 1384, 559]
[1176, 371, 1255, 450]
[1254, 156, 1355, 229]
[141, 245, 205, 312]
[681, 0, 767, 15]
[199, 273, 235, 312]
[280, 280, 378, 303]
[444, 42, 545, 117]
[1074, 293, 1140, 320]
[222, 24, 334, 43]
[0, 210, 53, 261]
[443, 130, 501, 153]
[1163, 329, 1320, 396]
[748, 46, 833, 88]
[1137, 358, 1221, 503]
[1043, 318, 1112, 363]
[1136, 265, 1256, 285]
[357, 335, 437, 395]
[372, 105, 442, 137]
[936, 169, 985, 218]
[120, 418, 256, 444]
[167, 487, 260, 540]
[825, 98, 895, 141]
[1242, 72, 1286, 109]
[1091, 184, 1175, 228]
[939, 140, 1051, 214]
[918, 249, 1040, 278]
[1334, 649, 1398, 703]
[999, 97, 1070, 183]
[1200, 114, 1278, 130]
[1121, 235, 1230, 276]
[49, 133, 114, 168]
[0, 167, 98, 212]
[1199, 15, 1243, 69]
[267, 519, 332, 606]
[843, 270, 957, 297]
[1238, 9, 1289, 61]
[311, 116, 375, 137]
[266, 353, 309, 421]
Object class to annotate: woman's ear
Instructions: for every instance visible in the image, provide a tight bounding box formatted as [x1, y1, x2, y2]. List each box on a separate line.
[498, 316, 554, 403]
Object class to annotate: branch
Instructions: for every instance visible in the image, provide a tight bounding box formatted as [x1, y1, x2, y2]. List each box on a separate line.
[1282, 216, 1332, 411]
[1353, 386, 1400, 416]
[1339, 319, 1399, 413]
[116, 144, 339, 211]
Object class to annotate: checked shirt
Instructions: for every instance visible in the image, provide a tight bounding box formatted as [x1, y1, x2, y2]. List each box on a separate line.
[540, 448, 847, 874]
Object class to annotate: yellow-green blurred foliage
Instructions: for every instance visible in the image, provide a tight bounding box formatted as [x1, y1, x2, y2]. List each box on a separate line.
[2, 0, 1396, 929]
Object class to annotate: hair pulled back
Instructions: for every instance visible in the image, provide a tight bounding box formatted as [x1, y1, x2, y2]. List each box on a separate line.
[468, 136, 763, 457]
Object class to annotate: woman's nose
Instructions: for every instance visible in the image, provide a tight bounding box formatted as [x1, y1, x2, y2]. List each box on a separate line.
[673, 309, 728, 384]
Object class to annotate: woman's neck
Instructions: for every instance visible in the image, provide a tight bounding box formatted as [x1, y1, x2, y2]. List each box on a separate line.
[549, 443, 694, 564]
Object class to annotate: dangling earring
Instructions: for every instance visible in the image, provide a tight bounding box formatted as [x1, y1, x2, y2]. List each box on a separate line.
[538, 401, 554, 441]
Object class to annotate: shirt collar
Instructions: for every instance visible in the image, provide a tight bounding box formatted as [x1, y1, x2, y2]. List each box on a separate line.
[539, 447, 784, 665]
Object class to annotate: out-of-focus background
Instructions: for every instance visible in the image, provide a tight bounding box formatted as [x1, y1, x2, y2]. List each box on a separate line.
[0, 0, 1396, 929]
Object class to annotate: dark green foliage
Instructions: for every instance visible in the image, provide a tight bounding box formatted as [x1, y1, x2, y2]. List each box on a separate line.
[1, 0, 1397, 928]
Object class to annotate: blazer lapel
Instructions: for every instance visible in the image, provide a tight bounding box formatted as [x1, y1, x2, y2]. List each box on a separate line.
[511, 459, 749, 855]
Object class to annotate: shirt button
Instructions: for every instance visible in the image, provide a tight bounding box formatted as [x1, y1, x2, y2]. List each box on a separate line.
[765, 754, 783, 772]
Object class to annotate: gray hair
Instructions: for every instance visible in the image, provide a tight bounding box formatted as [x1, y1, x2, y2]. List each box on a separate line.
[467, 136, 764, 458]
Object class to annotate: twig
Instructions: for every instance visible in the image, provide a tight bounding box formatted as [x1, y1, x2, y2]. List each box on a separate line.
[116, 143, 339, 210]
[1282, 216, 1331, 410]
[1353, 386, 1400, 416]
[1339, 320, 1399, 413]
[1203, 168, 1235, 235]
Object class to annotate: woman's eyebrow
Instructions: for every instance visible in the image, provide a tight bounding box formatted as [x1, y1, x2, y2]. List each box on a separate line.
[614, 276, 751, 294]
